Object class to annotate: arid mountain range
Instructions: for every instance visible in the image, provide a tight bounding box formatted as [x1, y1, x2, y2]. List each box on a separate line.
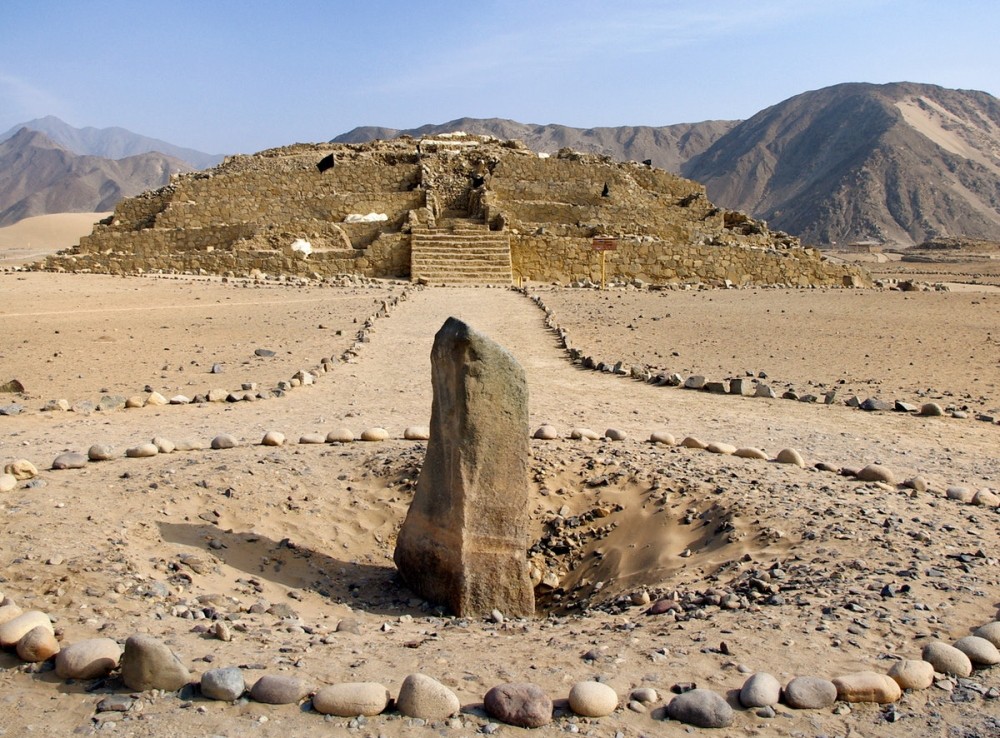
[0, 116, 223, 169]
[0, 128, 193, 227]
[684, 82, 1000, 247]
[4, 82, 999, 245]
[335, 118, 739, 175]
[337, 82, 1000, 247]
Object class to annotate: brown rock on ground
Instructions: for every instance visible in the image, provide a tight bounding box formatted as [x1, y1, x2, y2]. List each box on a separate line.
[15, 626, 60, 662]
[120, 634, 191, 691]
[832, 672, 902, 703]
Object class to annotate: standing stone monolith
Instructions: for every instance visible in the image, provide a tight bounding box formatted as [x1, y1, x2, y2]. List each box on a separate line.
[393, 317, 534, 617]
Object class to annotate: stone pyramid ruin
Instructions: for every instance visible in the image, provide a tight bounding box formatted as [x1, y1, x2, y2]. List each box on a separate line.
[39, 133, 869, 288]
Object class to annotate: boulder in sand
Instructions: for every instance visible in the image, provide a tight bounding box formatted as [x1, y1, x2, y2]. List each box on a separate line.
[200, 667, 246, 701]
[312, 682, 390, 716]
[973, 621, 1000, 648]
[832, 672, 902, 703]
[211, 434, 239, 450]
[568, 681, 618, 717]
[856, 464, 895, 485]
[52, 452, 87, 470]
[261, 430, 286, 446]
[0, 604, 23, 627]
[249, 674, 307, 704]
[55, 638, 122, 679]
[775, 448, 805, 467]
[739, 672, 780, 707]
[4, 459, 37, 480]
[326, 428, 355, 443]
[484, 682, 553, 727]
[360, 427, 389, 441]
[396, 673, 460, 720]
[16, 625, 60, 662]
[887, 659, 934, 690]
[665, 688, 733, 728]
[403, 426, 430, 441]
[0, 610, 52, 648]
[783, 676, 837, 709]
[120, 634, 191, 691]
[953, 635, 1000, 666]
[922, 641, 973, 677]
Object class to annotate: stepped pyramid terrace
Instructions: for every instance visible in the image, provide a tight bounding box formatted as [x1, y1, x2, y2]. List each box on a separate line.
[39, 133, 870, 287]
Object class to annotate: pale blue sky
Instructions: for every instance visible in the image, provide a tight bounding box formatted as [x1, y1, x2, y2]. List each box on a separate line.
[3, 0, 998, 155]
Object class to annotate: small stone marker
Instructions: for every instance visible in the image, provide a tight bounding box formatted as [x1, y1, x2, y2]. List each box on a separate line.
[55, 638, 122, 680]
[568, 681, 618, 717]
[312, 682, 390, 717]
[200, 667, 246, 701]
[52, 452, 87, 470]
[739, 672, 781, 707]
[396, 673, 460, 720]
[484, 682, 553, 727]
[16, 625, 60, 662]
[783, 676, 837, 709]
[922, 641, 973, 677]
[394, 317, 534, 618]
[249, 674, 307, 704]
[832, 672, 902, 703]
[665, 688, 733, 728]
[887, 659, 934, 690]
[0, 611, 53, 648]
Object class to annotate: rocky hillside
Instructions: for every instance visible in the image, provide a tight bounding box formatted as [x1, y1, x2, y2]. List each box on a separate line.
[683, 82, 1000, 247]
[0, 116, 223, 169]
[335, 118, 738, 173]
[0, 128, 192, 227]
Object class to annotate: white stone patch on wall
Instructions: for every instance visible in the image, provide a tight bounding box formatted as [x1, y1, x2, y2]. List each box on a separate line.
[345, 213, 389, 223]
[291, 238, 312, 258]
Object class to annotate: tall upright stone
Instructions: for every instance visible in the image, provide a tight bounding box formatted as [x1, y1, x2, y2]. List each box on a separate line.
[394, 317, 534, 617]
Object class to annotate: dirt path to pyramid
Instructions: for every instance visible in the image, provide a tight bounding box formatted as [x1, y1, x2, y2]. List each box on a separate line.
[329, 286, 997, 488]
[4, 284, 996, 490]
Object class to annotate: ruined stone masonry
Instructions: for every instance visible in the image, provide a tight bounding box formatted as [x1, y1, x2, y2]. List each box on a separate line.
[39, 134, 870, 287]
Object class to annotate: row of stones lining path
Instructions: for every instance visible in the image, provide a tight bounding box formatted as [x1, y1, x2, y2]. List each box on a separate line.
[4, 285, 995, 490]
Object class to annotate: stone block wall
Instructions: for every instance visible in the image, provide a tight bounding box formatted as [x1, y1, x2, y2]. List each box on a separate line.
[52, 142, 426, 279]
[489, 154, 724, 241]
[511, 235, 868, 287]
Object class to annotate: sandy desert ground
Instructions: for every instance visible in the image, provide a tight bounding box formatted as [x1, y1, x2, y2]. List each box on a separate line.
[0, 234, 998, 736]
[0, 213, 111, 267]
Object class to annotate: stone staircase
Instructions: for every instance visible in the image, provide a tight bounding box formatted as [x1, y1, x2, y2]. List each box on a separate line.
[410, 218, 513, 285]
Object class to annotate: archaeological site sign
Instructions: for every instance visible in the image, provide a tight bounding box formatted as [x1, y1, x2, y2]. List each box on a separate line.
[591, 237, 618, 288]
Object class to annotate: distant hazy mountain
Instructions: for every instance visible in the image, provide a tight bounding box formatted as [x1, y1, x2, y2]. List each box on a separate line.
[683, 82, 1000, 246]
[0, 128, 193, 227]
[0, 115, 223, 169]
[334, 117, 738, 173]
